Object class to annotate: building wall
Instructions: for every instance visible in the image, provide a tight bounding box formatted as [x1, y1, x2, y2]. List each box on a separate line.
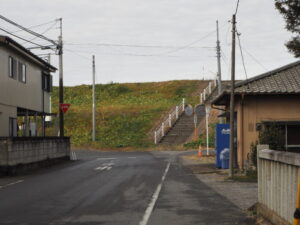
[235, 95, 300, 168]
[0, 46, 50, 113]
[0, 104, 16, 136]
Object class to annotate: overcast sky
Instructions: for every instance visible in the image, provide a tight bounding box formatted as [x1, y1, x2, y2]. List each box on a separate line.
[0, 0, 297, 86]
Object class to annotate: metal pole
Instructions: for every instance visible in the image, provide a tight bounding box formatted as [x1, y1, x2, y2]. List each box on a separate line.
[154, 131, 157, 144]
[206, 106, 210, 155]
[58, 18, 64, 137]
[229, 14, 236, 177]
[92, 55, 96, 141]
[217, 20, 224, 124]
[200, 93, 203, 104]
[216, 20, 222, 95]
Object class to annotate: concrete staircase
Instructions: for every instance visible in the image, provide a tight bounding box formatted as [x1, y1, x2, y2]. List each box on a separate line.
[159, 113, 201, 145]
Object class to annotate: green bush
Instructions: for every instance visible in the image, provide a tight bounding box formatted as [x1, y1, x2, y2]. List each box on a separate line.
[259, 123, 285, 151]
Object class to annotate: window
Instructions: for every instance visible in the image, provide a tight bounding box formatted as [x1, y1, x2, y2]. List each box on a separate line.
[9, 56, 17, 79]
[263, 122, 300, 152]
[42, 73, 52, 92]
[18, 62, 26, 83]
[9, 118, 17, 137]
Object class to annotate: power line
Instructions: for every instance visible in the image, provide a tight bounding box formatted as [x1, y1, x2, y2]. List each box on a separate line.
[10, 19, 59, 34]
[64, 48, 91, 60]
[21, 20, 58, 45]
[235, 0, 240, 15]
[65, 42, 214, 50]
[0, 26, 44, 47]
[236, 31, 248, 80]
[0, 14, 57, 45]
[156, 30, 218, 56]
[242, 48, 268, 71]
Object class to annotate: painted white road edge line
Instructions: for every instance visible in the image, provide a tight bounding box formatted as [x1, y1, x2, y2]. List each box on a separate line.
[139, 162, 171, 225]
[0, 179, 24, 189]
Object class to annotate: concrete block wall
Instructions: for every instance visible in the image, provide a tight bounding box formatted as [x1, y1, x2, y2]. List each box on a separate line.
[258, 148, 300, 225]
[0, 137, 70, 167]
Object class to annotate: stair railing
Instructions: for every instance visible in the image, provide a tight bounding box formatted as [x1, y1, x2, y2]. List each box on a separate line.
[200, 79, 218, 104]
[154, 98, 185, 144]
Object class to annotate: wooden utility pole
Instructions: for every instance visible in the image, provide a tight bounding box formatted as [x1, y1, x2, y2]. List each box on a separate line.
[229, 14, 236, 177]
[92, 55, 96, 142]
[58, 18, 64, 137]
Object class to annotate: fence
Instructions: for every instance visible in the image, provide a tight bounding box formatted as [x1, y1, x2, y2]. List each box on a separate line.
[154, 98, 185, 144]
[200, 79, 218, 104]
[257, 145, 299, 225]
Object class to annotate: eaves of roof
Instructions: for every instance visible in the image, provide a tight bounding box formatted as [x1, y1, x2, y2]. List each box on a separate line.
[0, 35, 57, 72]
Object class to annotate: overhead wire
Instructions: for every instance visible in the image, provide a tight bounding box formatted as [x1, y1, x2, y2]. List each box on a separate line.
[0, 14, 57, 45]
[65, 42, 215, 50]
[235, 0, 240, 15]
[0, 26, 44, 47]
[10, 19, 59, 34]
[236, 30, 248, 80]
[21, 20, 58, 45]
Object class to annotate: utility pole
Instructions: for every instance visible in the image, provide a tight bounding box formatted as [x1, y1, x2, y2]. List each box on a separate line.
[229, 14, 236, 177]
[216, 20, 222, 95]
[216, 20, 224, 124]
[58, 18, 64, 137]
[92, 55, 96, 142]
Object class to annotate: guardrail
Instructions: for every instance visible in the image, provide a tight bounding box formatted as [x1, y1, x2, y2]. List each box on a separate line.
[154, 98, 185, 144]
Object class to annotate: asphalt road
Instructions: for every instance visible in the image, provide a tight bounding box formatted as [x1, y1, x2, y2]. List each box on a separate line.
[0, 150, 255, 225]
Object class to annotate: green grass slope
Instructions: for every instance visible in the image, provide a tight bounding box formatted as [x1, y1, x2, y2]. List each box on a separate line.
[51, 80, 208, 149]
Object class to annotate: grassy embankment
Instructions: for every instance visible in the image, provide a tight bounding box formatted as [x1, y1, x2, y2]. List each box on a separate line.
[50, 80, 206, 150]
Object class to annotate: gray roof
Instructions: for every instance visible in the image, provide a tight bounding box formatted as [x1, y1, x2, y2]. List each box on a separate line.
[235, 60, 300, 94]
[212, 60, 300, 105]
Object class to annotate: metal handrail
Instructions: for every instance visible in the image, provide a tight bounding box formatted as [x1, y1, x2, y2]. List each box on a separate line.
[199, 79, 218, 104]
[154, 98, 185, 144]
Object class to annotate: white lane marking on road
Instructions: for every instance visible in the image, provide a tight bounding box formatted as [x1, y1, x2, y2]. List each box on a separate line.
[0, 179, 24, 189]
[96, 158, 116, 161]
[139, 162, 171, 225]
[94, 166, 112, 171]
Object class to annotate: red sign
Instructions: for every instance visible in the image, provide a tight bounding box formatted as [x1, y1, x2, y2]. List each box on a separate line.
[60, 103, 71, 113]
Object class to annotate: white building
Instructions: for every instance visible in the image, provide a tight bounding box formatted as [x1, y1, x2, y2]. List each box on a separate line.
[0, 35, 57, 137]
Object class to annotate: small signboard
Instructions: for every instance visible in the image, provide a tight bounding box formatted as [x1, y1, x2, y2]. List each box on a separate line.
[184, 105, 193, 116]
[60, 103, 71, 113]
[195, 104, 206, 116]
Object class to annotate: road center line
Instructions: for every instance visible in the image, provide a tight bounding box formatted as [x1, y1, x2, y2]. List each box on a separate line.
[139, 162, 171, 225]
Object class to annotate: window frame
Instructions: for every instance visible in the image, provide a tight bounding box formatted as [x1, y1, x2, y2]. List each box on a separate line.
[8, 56, 18, 80]
[42, 72, 52, 92]
[18, 62, 27, 83]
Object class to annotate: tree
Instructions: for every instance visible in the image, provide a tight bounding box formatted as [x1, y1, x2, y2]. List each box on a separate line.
[275, 0, 300, 57]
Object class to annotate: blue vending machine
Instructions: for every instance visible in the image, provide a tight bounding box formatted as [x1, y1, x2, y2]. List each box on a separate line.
[215, 124, 230, 168]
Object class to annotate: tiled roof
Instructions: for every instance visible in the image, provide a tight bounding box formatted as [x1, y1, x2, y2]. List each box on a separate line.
[212, 60, 300, 105]
[234, 60, 300, 94]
